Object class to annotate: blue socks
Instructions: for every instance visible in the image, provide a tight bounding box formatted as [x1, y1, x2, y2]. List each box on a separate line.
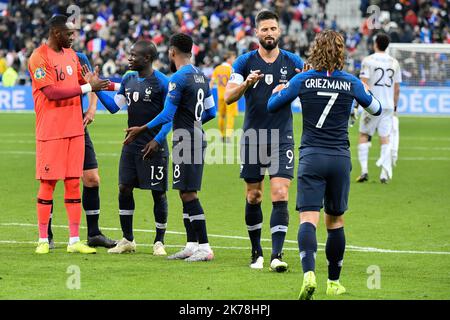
[270, 201, 289, 259]
[152, 191, 168, 244]
[184, 198, 208, 244]
[326, 227, 346, 281]
[119, 188, 135, 241]
[245, 201, 263, 257]
[298, 222, 317, 273]
[83, 186, 101, 237]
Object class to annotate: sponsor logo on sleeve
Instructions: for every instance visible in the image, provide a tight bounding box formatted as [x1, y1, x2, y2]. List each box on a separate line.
[34, 67, 46, 80]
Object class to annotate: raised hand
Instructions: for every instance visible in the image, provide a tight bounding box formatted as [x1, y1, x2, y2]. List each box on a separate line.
[244, 70, 264, 88]
[141, 140, 160, 160]
[89, 75, 110, 91]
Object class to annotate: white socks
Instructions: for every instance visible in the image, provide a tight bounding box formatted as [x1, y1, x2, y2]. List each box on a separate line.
[199, 243, 212, 252]
[186, 242, 199, 252]
[377, 144, 393, 179]
[358, 142, 371, 174]
[69, 237, 80, 245]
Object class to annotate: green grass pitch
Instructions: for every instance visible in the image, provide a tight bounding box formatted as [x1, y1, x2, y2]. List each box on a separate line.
[0, 112, 449, 300]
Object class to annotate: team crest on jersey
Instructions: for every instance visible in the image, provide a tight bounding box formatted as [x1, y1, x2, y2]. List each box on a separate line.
[66, 65, 73, 76]
[169, 82, 176, 92]
[144, 87, 152, 102]
[280, 66, 288, 82]
[133, 91, 139, 102]
[34, 67, 46, 80]
[265, 74, 273, 85]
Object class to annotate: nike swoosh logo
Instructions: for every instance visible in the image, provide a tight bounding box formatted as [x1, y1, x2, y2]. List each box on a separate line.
[286, 166, 293, 169]
[173, 180, 180, 184]
[151, 182, 160, 186]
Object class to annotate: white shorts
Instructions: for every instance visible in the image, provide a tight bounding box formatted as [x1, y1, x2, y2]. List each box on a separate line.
[359, 109, 394, 137]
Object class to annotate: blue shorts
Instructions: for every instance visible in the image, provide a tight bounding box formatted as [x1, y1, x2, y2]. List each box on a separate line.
[118, 149, 168, 191]
[83, 128, 98, 171]
[240, 143, 295, 182]
[172, 141, 205, 191]
[296, 154, 351, 216]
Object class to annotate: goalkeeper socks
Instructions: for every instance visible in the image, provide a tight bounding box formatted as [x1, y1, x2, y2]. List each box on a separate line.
[358, 142, 370, 174]
[119, 188, 135, 241]
[298, 222, 317, 273]
[185, 198, 209, 244]
[245, 200, 263, 257]
[82, 186, 101, 237]
[270, 201, 289, 257]
[37, 180, 56, 240]
[152, 191, 168, 243]
[37, 199, 53, 240]
[64, 178, 82, 239]
[326, 227, 346, 281]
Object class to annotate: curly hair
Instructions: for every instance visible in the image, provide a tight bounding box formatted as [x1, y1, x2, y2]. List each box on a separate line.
[307, 30, 345, 72]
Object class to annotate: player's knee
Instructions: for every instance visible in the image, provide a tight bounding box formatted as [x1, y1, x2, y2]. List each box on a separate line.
[82, 171, 100, 188]
[359, 133, 369, 144]
[379, 136, 389, 145]
[247, 189, 263, 204]
[152, 190, 167, 203]
[38, 180, 57, 199]
[271, 187, 288, 201]
[64, 178, 81, 199]
[325, 213, 344, 229]
[180, 191, 197, 203]
[119, 184, 133, 197]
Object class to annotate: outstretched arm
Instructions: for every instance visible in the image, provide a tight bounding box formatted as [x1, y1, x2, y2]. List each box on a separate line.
[123, 98, 178, 145]
[353, 79, 382, 116]
[95, 91, 126, 114]
[267, 75, 302, 113]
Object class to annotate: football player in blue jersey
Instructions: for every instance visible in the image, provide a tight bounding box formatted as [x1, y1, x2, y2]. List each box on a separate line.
[268, 30, 382, 299]
[124, 33, 217, 262]
[93, 40, 172, 255]
[46, 51, 117, 249]
[224, 10, 304, 271]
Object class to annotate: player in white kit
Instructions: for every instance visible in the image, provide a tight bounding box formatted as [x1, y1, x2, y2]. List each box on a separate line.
[356, 33, 401, 184]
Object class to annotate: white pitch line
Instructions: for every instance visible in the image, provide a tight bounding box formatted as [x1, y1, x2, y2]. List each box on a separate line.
[2, 150, 450, 162]
[3, 140, 450, 152]
[1, 222, 450, 255]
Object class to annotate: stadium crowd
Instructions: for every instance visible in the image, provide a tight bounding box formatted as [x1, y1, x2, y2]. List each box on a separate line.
[0, 0, 449, 86]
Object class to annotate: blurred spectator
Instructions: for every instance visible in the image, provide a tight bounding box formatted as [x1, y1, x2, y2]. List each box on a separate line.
[0, 0, 447, 85]
[1, 59, 20, 87]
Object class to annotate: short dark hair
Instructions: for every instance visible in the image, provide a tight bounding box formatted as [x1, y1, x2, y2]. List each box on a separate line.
[134, 40, 158, 62]
[49, 14, 69, 30]
[255, 10, 279, 26]
[375, 33, 390, 51]
[169, 33, 193, 54]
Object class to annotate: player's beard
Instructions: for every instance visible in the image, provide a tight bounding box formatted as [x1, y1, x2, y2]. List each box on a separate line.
[170, 60, 177, 73]
[259, 37, 279, 51]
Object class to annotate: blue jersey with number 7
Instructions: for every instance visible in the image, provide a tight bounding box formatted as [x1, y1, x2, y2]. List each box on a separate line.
[267, 69, 382, 157]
